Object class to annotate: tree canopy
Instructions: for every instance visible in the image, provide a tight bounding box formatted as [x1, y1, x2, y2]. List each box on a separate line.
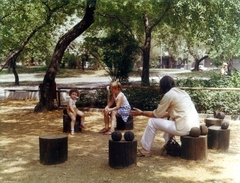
[1, 0, 239, 111]
[84, 0, 240, 84]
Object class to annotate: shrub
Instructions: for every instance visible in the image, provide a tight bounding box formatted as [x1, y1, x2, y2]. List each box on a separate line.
[76, 70, 240, 116]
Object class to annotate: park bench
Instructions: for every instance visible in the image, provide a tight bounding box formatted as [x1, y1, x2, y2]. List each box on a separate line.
[4, 88, 39, 100]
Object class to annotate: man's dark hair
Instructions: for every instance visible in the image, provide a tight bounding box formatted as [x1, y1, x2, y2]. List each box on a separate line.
[159, 76, 175, 95]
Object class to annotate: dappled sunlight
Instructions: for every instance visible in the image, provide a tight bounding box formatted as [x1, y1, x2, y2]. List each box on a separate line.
[0, 99, 240, 183]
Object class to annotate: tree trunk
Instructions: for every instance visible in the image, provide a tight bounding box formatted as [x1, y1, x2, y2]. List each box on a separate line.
[12, 59, 19, 85]
[228, 55, 233, 75]
[141, 13, 152, 86]
[141, 47, 150, 85]
[34, 0, 96, 112]
[141, 5, 171, 86]
[192, 55, 208, 71]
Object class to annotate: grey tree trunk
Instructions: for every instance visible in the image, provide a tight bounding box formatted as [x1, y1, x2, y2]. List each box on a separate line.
[34, 0, 96, 112]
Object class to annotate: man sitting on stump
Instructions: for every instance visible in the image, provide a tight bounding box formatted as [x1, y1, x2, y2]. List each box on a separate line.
[131, 76, 200, 157]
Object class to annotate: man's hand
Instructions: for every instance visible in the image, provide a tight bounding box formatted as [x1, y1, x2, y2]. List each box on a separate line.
[130, 107, 142, 116]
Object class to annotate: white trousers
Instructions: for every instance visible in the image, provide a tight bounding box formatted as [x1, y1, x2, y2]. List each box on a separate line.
[141, 118, 189, 151]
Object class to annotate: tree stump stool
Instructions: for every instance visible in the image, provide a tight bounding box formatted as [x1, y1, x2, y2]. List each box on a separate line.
[39, 134, 68, 165]
[205, 118, 223, 127]
[116, 115, 133, 130]
[109, 140, 137, 169]
[208, 126, 230, 150]
[180, 135, 207, 161]
[63, 109, 82, 133]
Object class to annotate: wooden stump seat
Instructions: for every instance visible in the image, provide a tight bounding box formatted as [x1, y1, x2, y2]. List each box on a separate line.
[180, 135, 207, 161]
[109, 140, 137, 169]
[116, 115, 133, 130]
[39, 134, 68, 165]
[63, 109, 82, 133]
[204, 117, 223, 127]
[207, 126, 230, 150]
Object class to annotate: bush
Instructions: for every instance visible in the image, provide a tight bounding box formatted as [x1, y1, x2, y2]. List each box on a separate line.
[76, 70, 240, 116]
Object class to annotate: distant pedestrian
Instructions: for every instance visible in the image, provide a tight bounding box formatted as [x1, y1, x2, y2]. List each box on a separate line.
[220, 62, 228, 78]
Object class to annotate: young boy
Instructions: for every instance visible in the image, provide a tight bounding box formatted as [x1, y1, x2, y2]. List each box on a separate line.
[67, 88, 85, 135]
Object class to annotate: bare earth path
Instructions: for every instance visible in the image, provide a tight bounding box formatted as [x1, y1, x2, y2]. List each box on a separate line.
[0, 70, 240, 183]
[0, 100, 240, 183]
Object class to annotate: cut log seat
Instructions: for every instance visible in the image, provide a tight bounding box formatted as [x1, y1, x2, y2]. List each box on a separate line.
[180, 135, 207, 161]
[204, 117, 223, 127]
[109, 140, 137, 169]
[39, 134, 68, 165]
[116, 115, 133, 130]
[207, 126, 230, 150]
[63, 109, 82, 133]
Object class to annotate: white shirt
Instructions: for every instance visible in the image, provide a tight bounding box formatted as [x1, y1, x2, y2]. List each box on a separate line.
[153, 87, 199, 132]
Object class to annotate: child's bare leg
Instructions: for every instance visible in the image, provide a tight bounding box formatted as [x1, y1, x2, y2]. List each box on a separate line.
[110, 111, 117, 132]
[104, 111, 110, 130]
[68, 113, 76, 135]
[77, 110, 85, 128]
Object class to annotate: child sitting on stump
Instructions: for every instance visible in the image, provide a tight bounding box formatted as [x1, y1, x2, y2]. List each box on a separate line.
[101, 81, 131, 135]
[67, 88, 85, 135]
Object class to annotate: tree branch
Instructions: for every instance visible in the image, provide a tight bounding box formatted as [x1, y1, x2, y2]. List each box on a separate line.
[96, 11, 135, 38]
[150, 3, 171, 30]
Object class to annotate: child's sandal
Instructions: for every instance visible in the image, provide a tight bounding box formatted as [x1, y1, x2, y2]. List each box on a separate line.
[104, 130, 113, 135]
[79, 124, 85, 129]
[99, 128, 109, 133]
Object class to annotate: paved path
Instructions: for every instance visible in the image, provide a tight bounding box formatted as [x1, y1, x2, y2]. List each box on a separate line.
[0, 69, 191, 99]
[0, 70, 139, 99]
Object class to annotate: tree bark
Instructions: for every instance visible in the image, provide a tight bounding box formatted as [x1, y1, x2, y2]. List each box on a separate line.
[228, 55, 233, 75]
[12, 58, 19, 85]
[141, 4, 171, 86]
[34, 0, 96, 112]
[192, 55, 208, 71]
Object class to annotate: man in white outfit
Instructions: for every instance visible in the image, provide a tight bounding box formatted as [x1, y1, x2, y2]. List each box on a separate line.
[131, 76, 199, 157]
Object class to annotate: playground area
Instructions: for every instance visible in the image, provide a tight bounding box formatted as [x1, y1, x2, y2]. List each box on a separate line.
[0, 99, 240, 183]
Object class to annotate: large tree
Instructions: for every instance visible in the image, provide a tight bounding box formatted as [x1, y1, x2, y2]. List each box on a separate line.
[91, 0, 240, 85]
[34, 0, 96, 112]
[91, 0, 173, 85]
[0, 0, 72, 84]
[0, 1, 91, 84]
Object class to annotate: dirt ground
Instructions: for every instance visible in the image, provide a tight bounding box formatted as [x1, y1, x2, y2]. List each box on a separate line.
[0, 100, 240, 183]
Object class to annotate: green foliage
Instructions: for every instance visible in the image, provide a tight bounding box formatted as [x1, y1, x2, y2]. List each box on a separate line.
[176, 70, 240, 88]
[76, 89, 107, 108]
[101, 31, 139, 82]
[62, 51, 79, 69]
[126, 89, 162, 110]
[77, 70, 240, 116]
[174, 70, 240, 115]
[187, 90, 240, 115]
[0, 0, 84, 65]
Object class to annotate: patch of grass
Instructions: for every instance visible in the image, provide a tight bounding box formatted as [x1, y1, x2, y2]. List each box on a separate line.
[175, 70, 217, 78]
[57, 68, 96, 77]
[1, 66, 97, 77]
[0, 66, 48, 75]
